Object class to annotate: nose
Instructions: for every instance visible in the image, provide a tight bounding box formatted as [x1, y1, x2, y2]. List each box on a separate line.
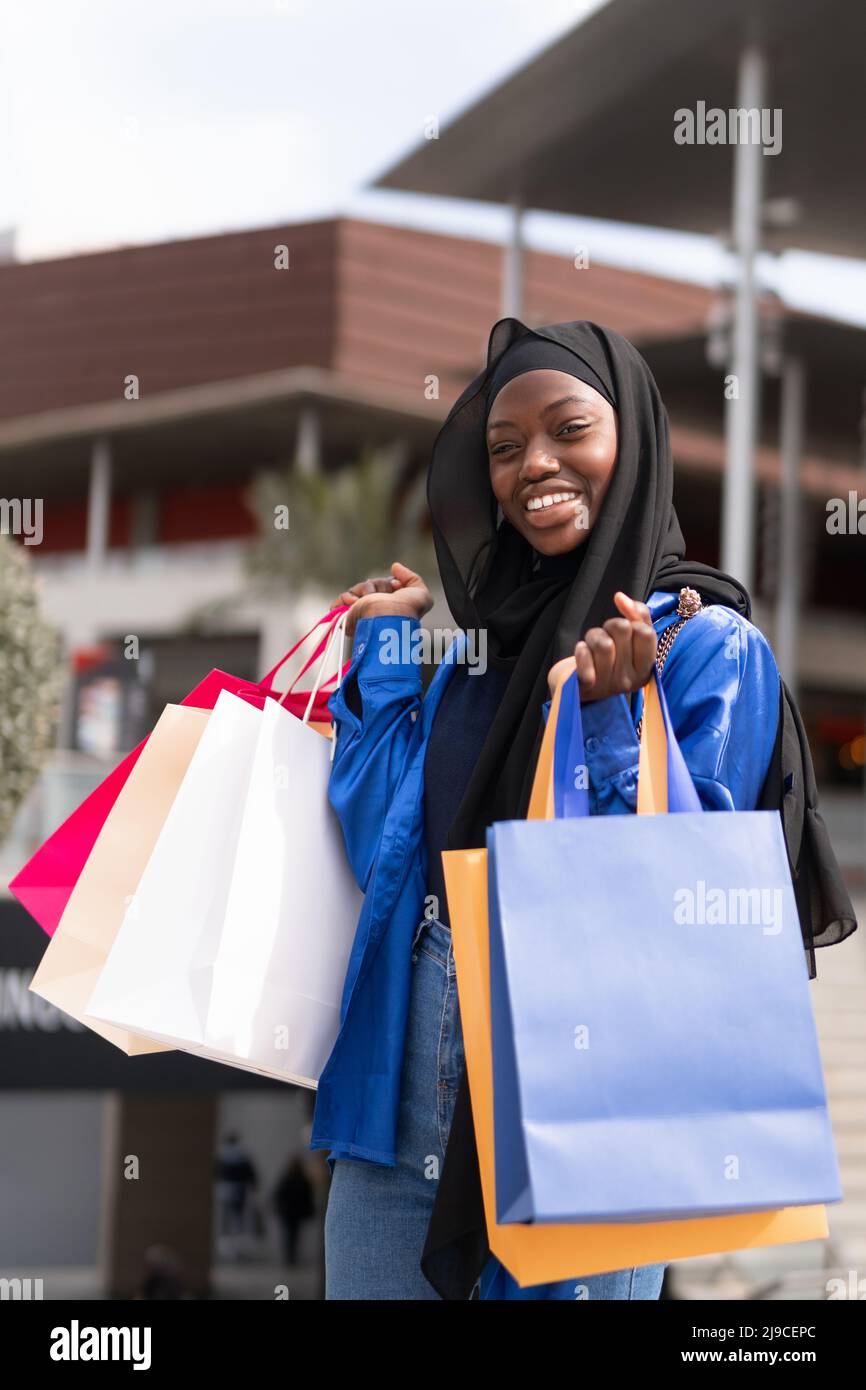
[519, 439, 559, 479]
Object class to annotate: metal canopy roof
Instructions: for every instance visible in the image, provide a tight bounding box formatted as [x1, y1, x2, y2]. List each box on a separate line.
[639, 315, 866, 465]
[643, 312, 866, 388]
[373, 0, 866, 256]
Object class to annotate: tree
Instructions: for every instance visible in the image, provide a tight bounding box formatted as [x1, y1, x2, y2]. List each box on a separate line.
[244, 446, 435, 594]
[0, 537, 64, 844]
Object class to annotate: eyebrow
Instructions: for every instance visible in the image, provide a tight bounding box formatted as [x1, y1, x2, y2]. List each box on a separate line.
[486, 394, 596, 434]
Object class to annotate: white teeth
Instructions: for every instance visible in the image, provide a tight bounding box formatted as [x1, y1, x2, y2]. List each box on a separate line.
[525, 492, 577, 512]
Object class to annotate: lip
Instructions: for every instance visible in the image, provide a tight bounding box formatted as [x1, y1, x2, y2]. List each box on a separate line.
[519, 489, 586, 526]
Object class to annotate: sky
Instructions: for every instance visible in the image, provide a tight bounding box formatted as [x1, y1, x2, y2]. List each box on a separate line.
[2, 0, 865, 327]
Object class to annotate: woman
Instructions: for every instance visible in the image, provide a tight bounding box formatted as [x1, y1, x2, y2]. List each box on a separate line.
[311, 318, 855, 1301]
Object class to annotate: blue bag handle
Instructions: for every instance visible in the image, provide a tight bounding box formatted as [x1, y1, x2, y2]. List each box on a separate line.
[552, 668, 702, 818]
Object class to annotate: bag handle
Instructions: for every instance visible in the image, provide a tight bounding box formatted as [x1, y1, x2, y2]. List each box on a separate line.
[283, 610, 349, 762]
[259, 605, 351, 693]
[526, 669, 566, 821]
[528, 666, 701, 820]
[283, 612, 348, 697]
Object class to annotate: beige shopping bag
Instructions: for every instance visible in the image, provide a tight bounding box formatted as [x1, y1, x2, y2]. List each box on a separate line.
[30, 704, 210, 1054]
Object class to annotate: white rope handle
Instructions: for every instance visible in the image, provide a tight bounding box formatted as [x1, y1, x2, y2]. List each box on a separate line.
[284, 610, 349, 761]
[275, 611, 344, 713]
[327, 615, 348, 763]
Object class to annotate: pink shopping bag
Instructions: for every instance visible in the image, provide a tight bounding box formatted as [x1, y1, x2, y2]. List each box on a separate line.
[9, 606, 350, 935]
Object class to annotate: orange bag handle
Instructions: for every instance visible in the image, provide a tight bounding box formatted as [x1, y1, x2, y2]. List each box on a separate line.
[528, 668, 668, 822]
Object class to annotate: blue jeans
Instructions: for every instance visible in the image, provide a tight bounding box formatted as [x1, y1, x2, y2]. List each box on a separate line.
[324, 917, 667, 1300]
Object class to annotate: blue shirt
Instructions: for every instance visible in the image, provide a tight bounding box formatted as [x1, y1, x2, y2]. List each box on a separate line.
[310, 591, 781, 1167]
[423, 662, 512, 928]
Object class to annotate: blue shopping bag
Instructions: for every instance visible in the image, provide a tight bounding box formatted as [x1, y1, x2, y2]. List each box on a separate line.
[487, 669, 842, 1226]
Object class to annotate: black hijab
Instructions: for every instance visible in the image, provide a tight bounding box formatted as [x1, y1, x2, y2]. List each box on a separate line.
[420, 316, 857, 1299]
[430, 318, 751, 853]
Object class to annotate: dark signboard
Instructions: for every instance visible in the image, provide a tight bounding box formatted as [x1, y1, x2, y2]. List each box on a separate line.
[0, 900, 281, 1092]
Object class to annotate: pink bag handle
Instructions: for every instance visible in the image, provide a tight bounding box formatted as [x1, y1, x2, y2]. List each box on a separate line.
[283, 622, 341, 695]
[283, 610, 349, 762]
[260, 605, 351, 693]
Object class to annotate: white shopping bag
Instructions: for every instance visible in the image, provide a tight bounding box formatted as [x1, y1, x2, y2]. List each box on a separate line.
[86, 689, 262, 1048]
[87, 613, 362, 1087]
[204, 691, 363, 1087]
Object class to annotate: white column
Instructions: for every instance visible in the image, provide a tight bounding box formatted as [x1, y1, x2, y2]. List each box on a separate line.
[721, 44, 767, 591]
[775, 356, 805, 698]
[86, 436, 112, 570]
[501, 198, 525, 319]
[295, 405, 321, 477]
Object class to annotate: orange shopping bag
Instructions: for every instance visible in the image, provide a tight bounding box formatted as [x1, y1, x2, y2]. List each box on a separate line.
[442, 671, 828, 1287]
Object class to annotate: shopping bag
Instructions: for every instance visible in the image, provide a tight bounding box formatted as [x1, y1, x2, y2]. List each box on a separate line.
[442, 671, 829, 1287]
[86, 613, 360, 1087]
[487, 669, 841, 1225]
[203, 691, 363, 1086]
[9, 606, 350, 936]
[28, 703, 210, 1054]
[84, 688, 262, 1049]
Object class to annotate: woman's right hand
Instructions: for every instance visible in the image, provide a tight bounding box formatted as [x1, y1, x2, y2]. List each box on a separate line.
[546, 592, 656, 702]
[336, 562, 434, 635]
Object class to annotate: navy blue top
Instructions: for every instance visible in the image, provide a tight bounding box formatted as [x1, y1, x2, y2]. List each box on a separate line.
[423, 661, 511, 927]
[422, 552, 583, 927]
[422, 553, 579, 927]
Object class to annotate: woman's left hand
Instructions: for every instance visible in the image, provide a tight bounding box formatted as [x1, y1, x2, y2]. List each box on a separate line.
[547, 592, 657, 702]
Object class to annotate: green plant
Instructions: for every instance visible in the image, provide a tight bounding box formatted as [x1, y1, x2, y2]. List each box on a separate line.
[245, 447, 435, 593]
[0, 537, 64, 843]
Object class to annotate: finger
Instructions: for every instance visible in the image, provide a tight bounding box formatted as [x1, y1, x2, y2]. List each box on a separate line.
[602, 616, 633, 654]
[602, 616, 637, 690]
[573, 640, 596, 691]
[336, 582, 380, 615]
[389, 562, 422, 593]
[614, 591, 652, 626]
[632, 620, 658, 679]
[390, 561, 418, 585]
[584, 627, 616, 685]
[363, 577, 401, 594]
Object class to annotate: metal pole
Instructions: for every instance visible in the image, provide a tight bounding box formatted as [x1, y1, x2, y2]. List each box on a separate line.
[295, 405, 321, 477]
[86, 435, 112, 571]
[721, 44, 766, 590]
[501, 197, 525, 319]
[776, 355, 804, 698]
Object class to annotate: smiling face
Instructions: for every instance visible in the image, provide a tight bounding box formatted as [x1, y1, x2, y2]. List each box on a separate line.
[486, 368, 618, 556]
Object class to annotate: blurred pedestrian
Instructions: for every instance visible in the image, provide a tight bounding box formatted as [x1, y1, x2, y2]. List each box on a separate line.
[214, 1131, 258, 1261]
[273, 1155, 315, 1266]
